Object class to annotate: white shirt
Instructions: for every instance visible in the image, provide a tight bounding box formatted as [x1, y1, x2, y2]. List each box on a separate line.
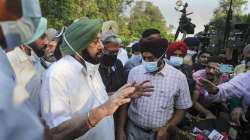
[40, 55, 115, 140]
[0, 48, 43, 140]
[117, 48, 128, 66]
[7, 47, 44, 115]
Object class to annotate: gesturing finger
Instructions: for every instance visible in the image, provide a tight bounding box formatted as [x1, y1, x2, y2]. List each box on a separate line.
[139, 80, 151, 86]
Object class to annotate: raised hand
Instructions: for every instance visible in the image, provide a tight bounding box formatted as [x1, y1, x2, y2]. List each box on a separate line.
[102, 84, 135, 116]
[200, 78, 218, 94]
[130, 80, 154, 98]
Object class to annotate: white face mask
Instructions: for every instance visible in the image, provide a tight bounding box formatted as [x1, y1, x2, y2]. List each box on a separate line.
[187, 50, 197, 56]
[0, 18, 34, 49]
[169, 56, 184, 66]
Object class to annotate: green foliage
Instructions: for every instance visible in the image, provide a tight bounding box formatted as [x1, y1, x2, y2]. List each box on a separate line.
[40, 0, 174, 45]
[210, 0, 248, 47]
[127, 1, 174, 43]
[213, 0, 248, 19]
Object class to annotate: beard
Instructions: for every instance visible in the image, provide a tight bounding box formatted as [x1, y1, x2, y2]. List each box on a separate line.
[81, 49, 102, 64]
[29, 43, 45, 57]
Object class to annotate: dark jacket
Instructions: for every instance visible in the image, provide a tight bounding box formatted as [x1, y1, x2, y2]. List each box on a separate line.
[175, 64, 196, 92]
[99, 60, 126, 93]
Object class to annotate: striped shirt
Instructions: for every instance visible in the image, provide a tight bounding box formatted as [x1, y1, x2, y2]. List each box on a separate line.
[128, 64, 192, 129]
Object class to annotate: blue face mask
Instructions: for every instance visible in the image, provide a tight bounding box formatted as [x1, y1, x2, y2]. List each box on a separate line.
[131, 54, 142, 61]
[142, 59, 159, 73]
[169, 56, 183, 66]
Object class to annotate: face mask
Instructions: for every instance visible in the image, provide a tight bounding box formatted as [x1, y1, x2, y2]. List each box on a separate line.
[187, 50, 197, 56]
[142, 53, 166, 73]
[100, 54, 117, 67]
[142, 59, 158, 73]
[131, 54, 142, 61]
[169, 56, 184, 66]
[0, 18, 34, 49]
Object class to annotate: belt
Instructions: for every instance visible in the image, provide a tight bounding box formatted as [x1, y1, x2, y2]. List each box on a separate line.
[129, 119, 158, 133]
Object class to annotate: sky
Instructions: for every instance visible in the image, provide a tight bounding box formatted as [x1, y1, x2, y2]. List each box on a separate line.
[133, 0, 250, 33]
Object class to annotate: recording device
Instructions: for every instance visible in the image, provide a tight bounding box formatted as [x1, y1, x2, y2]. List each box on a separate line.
[228, 23, 249, 48]
[175, 1, 196, 40]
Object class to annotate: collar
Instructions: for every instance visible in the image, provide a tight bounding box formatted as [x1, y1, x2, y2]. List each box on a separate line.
[84, 60, 100, 76]
[159, 63, 168, 76]
[66, 55, 84, 71]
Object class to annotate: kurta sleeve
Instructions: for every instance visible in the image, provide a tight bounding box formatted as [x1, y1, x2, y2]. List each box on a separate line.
[208, 74, 246, 103]
[40, 74, 71, 128]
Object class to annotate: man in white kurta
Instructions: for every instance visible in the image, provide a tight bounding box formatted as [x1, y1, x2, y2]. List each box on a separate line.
[41, 55, 115, 140]
[7, 47, 45, 115]
[7, 17, 48, 115]
[0, 0, 44, 139]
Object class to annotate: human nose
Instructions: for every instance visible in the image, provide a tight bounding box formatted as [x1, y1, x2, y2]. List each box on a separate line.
[97, 40, 104, 50]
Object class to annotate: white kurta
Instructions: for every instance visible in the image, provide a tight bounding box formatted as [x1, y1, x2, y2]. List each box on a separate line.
[40, 55, 115, 140]
[117, 48, 128, 66]
[7, 47, 45, 115]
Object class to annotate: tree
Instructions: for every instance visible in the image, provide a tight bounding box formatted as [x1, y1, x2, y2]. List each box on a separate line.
[209, 0, 248, 48]
[213, 0, 248, 19]
[40, 0, 133, 29]
[127, 1, 174, 43]
[39, 0, 174, 45]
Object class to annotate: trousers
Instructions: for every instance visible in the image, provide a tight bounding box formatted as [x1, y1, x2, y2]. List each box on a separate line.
[126, 119, 156, 140]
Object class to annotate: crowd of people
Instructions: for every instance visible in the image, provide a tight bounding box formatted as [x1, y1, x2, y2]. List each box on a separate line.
[1, 0, 250, 140]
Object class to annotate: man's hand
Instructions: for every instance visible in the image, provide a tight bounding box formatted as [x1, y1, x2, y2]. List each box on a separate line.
[102, 84, 135, 116]
[200, 78, 218, 94]
[231, 107, 248, 127]
[156, 127, 169, 140]
[130, 80, 154, 98]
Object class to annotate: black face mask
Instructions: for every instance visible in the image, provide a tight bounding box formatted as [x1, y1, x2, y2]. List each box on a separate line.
[100, 54, 117, 67]
[30, 43, 45, 57]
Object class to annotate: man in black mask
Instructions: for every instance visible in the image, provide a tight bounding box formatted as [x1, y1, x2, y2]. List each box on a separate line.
[99, 32, 126, 95]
